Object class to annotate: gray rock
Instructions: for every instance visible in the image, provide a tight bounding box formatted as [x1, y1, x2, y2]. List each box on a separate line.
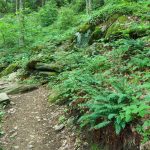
[8, 108, 16, 114]
[140, 141, 150, 150]
[7, 72, 18, 82]
[10, 132, 17, 138]
[0, 84, 38, 95]
[83, 142, 89, 147]
[0, 93, 10, 104]
[67, 117, 75, 126]
[27, 144, 34, 149]
[14, 146, 19, 149]
[54, 124, 65, 131]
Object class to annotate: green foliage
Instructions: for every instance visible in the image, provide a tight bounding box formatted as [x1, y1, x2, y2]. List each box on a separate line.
[91, 143, 101, 150]
[89, 1, 149, 25]
[38, 1, 58, 27]
[79, 79, 149, 134]
[0, 0, 150, 146]
[138, 120, 150, 143]
[71, 0, 86, 13]
[49, 36, 150, 140]
[0, 15, 19, 47]
[57, 7, 77, 29]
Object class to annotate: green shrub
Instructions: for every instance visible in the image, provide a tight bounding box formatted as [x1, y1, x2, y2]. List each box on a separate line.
[0, 15, 19, 47]
[49, 41, 150, 139]
[38, 1, 58, 27]
[57, 7, 76, 29]
[71, 0, 86, 13]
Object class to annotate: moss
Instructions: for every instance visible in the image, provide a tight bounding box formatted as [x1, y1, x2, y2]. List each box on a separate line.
[48, 89, 60, 103]
[89, 3, 135, 25]
[128, 26, 150, 39]
[31, 44, 46, 53]
[38, 71, 57, 77]
[78, 24, 91, 33]
[89, 26, 103, 44]
[105, 15, 130, 40]
[0, 63, 19, 77]
[0, 63, 8, 72]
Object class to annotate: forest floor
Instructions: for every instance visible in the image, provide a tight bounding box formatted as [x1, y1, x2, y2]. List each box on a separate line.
[0, 86, 81, 150]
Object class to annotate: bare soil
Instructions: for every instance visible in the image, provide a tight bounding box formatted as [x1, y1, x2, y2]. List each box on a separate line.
[0, 86, 78, 150]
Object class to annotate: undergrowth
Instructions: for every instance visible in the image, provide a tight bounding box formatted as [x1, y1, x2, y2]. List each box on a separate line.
[0, 0, 150, 148]
[49, 37, 150, 143]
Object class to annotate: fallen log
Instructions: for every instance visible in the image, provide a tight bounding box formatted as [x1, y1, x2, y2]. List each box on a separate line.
[38, 71, 57, 76]
[35, 63, 62, 72]
[26, 61, 62, 73]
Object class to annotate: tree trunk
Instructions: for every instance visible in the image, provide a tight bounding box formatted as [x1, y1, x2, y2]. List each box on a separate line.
[18, 0, 25, 47]
[16, 0, 18, 13]
[88, 0, 92, 12]
[86, 0, 92, 15]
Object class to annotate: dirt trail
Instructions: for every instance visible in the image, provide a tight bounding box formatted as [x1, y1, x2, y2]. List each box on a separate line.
[0, 86, 77, 150]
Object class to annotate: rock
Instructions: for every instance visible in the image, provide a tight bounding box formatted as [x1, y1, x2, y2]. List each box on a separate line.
[14, 126, 18, 130]
[14, 146, 19, 149]
[10, 101, 15, 105]
[27, 144, 34, 149]
[0, 93, 10, 104]
[0, 63, 8, 72]
[58, 139, 68, 150]
[105, 15, 129, 40]
[0, 63, 19, 78]
[83, 142, 89, 147]
[0, 81, 10, 90]
[48, 89, 60, 103]
[0, 81, 8, 86]
[140, 141, 150, 150]
[0, 84, 39, 95]
[7, 72, 18, 82]
[89, 26, 103, 44]
[67, 117, 75, 126]
[54, 124, 65, 131]
[10, 132, 17, 138]
[8, 108, 16, 114]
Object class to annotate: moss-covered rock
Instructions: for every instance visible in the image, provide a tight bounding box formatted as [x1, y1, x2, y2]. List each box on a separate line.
[0, 63, 19, 78]
[128, 26, 150, 39]
[78, 24, 91, 33]
[48, 89, 60, 103]
[89, 26, 103, 44]
[0, 63, 8, 72]
[105, 15, 130, 40]
[38, 71, 57, 77]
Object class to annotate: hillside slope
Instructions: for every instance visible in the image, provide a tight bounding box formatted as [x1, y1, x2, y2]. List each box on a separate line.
[0, 0, 150, 149]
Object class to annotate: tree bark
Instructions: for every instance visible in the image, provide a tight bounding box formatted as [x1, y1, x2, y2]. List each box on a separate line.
[18, 0, 25, 47]
[16, 0, 18, 13]
[86, 0, 92, 15]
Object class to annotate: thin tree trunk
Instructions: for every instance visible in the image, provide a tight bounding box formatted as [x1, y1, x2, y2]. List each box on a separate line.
[18, 0, 25, 47]
[16, 0, 18, 13]
[86, 0, 92, 15]
[42, 0, 45, 6]
[86, 0, 89, 14]
[88, 0, 92, 12]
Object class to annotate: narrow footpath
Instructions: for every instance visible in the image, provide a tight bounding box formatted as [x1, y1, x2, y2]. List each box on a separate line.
[0, 86, 79, 150]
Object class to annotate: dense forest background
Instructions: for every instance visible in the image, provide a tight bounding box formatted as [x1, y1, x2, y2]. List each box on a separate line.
[0, 0, 150, 149]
